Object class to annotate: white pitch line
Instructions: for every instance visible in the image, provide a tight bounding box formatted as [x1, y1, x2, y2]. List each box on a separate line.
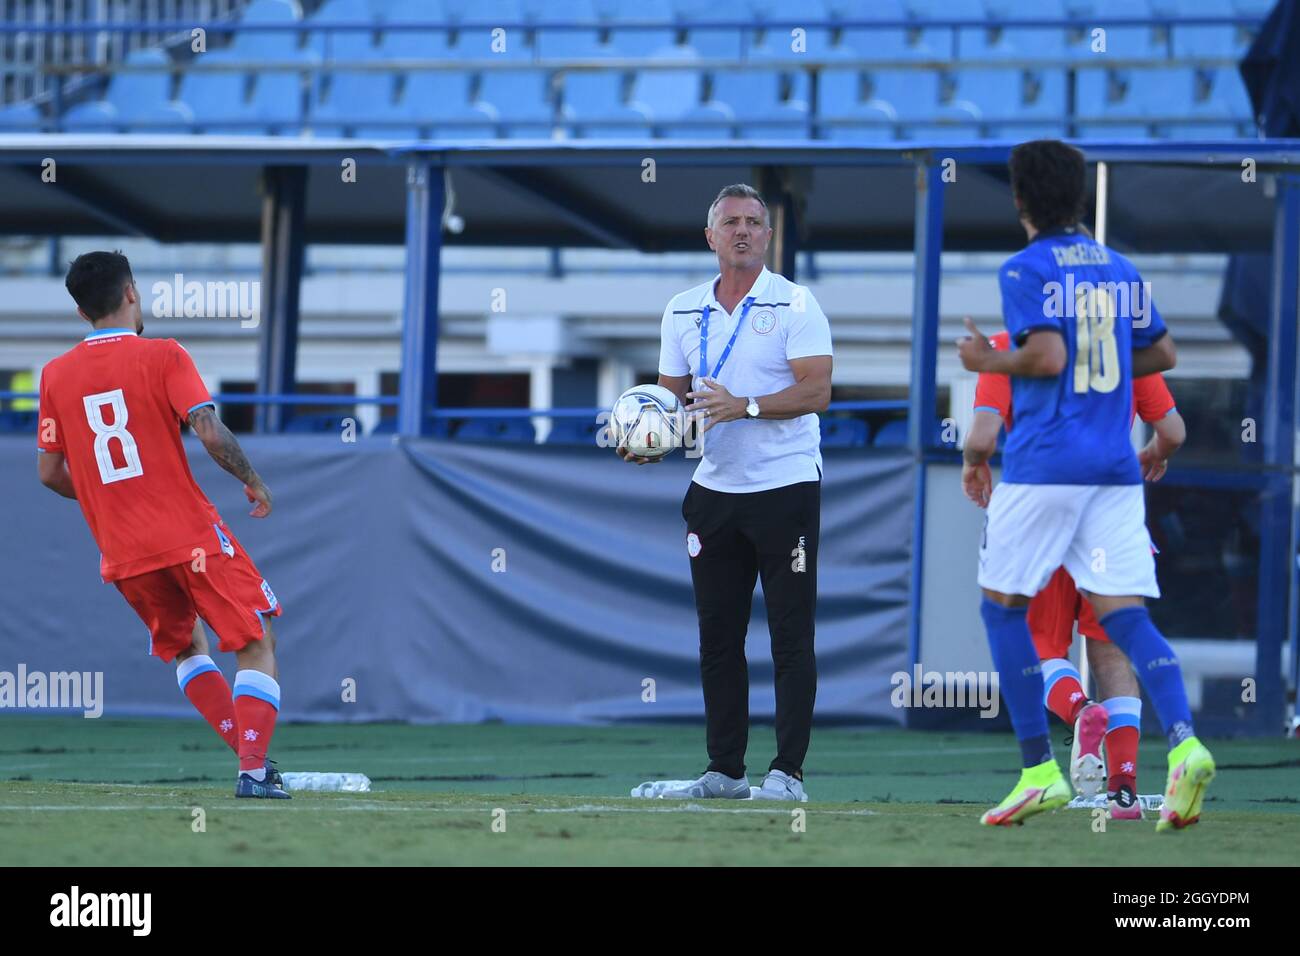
[0, 802, 881, 816]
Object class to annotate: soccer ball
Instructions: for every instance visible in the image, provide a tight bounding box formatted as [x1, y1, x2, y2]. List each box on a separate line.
[611, 384, 683, 459]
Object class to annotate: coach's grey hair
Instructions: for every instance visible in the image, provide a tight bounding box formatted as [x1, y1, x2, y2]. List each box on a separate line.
[707, 183, 769, 228]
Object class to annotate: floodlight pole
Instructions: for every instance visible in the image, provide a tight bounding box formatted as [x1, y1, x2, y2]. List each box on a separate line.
[906, 158, 944, 685]
[255, 166, 307, 434]
[399, 161, 445, 438]
[758, 166, 799, 281]
[1078, 161, 1110, 697]
[1257, 173, 1300, 735]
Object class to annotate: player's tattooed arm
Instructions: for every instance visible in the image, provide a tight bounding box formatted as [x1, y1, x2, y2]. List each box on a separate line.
[37, 451, 77, 499]
[188, 405, 273, 516]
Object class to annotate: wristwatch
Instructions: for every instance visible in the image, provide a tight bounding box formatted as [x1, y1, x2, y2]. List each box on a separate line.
[746, 398, 760, 418]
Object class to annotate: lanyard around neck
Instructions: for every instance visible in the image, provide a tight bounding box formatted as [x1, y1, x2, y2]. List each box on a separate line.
[700, 296, 755, 380]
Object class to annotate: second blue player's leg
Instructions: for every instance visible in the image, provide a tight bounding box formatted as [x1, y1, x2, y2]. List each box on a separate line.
[1086, 593, 1215, 832]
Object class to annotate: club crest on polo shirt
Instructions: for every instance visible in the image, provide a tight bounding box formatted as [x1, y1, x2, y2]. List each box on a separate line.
[751, 309, 777, 334]
[686, 532, 702, 557]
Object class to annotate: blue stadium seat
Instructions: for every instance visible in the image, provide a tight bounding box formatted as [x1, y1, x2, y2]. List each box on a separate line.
[544, 417, 607, 445]
[1158, 0, 1249, 58]
[597, 0, 667, 21]
[687, 25, 747, 59]
[378, 0, 455, 59]
[0, 411, 38, 434]
[710, 69, 809, 139]
[309, 0, 377, 60]
[561, 72, 651, 136]
[178, 51, 249, 131]
[306, 0, 393, 137]
[608, 28, 679, 56]
[905, 0, 1012, 60]
[248, 56, 316, 134]
[397, 72, 498, 138]
[228, 0, 304, 60]
[866, 69, 944, 122]
[479, 70, 556, 137]
[834, 0, 941, 61]
[64, 50, 193, 132]
[871, 418, 908, 447]
[748, 0, 831, 15]
[456, 416, 537, 442]
[1066, 0, 1161, 58]
[62, 100, 119, 130]
[748, 8, 836, 62]
[659, 103, 736, 139]
[535, 0, 608, 60]
[819, 418, 869, 448]
[675, 0, 738, 18]
[629, 49, 705, 127]
[816, 68, 897, 140]
[1206, 66, 1254, 117]
[978, 0, 1072, 62]
[455, 26, 536, 60]
[1123, 65, 1200, 116]
[537, 30, 608, 58]
[952, 67, 1068, 136]
[747, 0, 837, 60]
[524, 0, 599, 19]
[112, 49, 194, 131]
[1075, 67, 1151, 138]
[442, 0, 527, 26]
[0, 102, 43, 130]
[1155, 67, 1255, 138]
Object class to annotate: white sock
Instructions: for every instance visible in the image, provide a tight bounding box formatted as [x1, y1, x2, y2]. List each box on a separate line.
[242, 766, 266, 782]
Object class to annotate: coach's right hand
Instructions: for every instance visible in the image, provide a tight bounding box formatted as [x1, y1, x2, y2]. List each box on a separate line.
[616, 445, 661, 466]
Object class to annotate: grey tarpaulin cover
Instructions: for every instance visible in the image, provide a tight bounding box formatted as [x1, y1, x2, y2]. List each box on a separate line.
[1, 437, 912, 724]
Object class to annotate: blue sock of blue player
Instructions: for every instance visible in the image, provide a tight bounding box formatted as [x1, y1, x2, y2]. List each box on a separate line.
[980, 597, 1053, 768]
[1099, 606, 1195, 749]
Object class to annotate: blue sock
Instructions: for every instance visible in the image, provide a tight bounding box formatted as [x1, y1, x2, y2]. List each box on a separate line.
[980, 598, 1052, 767]
[1099, 606, 1195, 748]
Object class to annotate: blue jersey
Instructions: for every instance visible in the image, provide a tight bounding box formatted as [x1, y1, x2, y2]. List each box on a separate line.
[999, 228, 1168, 485]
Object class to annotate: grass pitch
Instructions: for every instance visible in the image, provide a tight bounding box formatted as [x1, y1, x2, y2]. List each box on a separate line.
[1, 717, 1296, 866]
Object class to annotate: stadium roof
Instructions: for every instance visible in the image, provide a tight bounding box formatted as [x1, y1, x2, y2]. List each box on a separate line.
[1, 135, 1298, 253]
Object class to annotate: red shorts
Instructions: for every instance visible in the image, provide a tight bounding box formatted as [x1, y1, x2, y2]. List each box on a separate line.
[114, 524, 281, 662]
[1027, 565, 1108, 660]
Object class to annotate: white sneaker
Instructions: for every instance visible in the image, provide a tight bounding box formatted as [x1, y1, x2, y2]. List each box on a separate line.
[659, 771, 750, 799]
[751, 769, 808, 802]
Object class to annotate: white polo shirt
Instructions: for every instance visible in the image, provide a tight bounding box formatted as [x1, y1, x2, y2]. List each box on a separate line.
[658, 266, 833, 494]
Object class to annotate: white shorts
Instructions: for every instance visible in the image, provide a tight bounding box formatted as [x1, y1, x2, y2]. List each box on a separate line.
[977, 483, 1159, 599]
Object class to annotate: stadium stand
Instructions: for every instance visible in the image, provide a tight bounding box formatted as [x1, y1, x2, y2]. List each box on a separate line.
[0, 0, 1261, 141]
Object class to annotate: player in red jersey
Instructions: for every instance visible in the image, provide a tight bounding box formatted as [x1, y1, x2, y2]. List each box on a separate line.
[36, 251, 290, 799]
[962, 329, 1185, 819]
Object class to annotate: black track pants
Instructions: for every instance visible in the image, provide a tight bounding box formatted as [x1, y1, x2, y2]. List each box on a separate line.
[682, 479, 819, 780]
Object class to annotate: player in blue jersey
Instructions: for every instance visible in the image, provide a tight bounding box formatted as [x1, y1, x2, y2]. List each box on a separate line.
[957, 140, 1214, 831]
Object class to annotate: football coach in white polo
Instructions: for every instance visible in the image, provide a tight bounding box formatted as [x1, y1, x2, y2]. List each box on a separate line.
[619, 183, 833, 801]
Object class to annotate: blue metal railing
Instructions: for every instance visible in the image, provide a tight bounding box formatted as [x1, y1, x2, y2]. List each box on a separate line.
[0, 390, 908, 425]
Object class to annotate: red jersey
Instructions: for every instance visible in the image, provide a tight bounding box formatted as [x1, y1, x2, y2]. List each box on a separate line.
[973, 330, 1176, 430]
[38, 328, 222, 581]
